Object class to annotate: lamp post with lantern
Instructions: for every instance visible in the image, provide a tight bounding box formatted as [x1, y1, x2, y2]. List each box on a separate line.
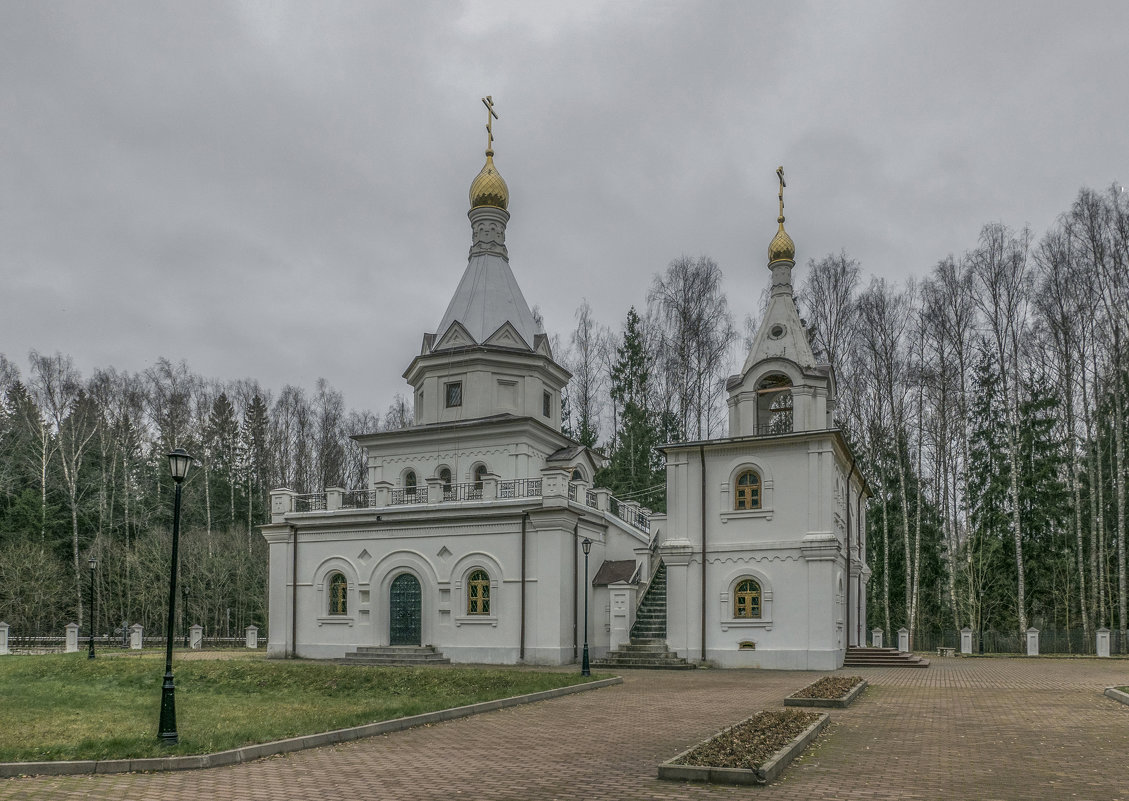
[158, 448, 192, 745]
[581, 537, 592, 677]
[87, 556, 97, 659]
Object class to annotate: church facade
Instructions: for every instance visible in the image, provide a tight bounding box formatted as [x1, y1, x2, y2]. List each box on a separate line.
[262, 108, 870, 670]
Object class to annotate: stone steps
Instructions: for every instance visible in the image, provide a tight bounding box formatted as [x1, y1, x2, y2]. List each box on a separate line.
[843, 646, 930, 668]
[339, 645, 451, 666]
[591, 636, 695, 671]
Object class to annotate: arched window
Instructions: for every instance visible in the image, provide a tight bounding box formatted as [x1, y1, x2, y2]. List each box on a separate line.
[467, 569, 490, 615]
[474, 464, 488, 490]
[734, 470, 762, 510]
[328, 572, 348, 616]
[734, 579, 762, 619]
[439, 467, 453, 500]
[757, 374, 793, 434]
[571, 468, 583, 481]
[404, 470, 417, 495]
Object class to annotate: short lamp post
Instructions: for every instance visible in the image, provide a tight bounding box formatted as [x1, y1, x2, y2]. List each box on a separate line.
[158, 448, 193, 746]
[581, 537, 592, 677]
[87, 556, 97, 660]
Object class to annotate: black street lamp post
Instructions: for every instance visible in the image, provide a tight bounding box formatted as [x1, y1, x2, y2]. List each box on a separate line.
[158, 448, 192, 746]
[87, 556, 97, 659]
[581, 537, 592, 677]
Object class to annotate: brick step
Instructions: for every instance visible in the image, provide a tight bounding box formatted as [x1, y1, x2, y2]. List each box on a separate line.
[844, 647, 930, 668]
[341, 645, 451, 666]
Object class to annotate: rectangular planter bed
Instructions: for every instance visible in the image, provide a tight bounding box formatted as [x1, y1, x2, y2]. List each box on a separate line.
[785, 677, 868, 709]
[658, 710, 829, 786]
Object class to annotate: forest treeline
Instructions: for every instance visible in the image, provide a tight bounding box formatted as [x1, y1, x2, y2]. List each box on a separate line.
[1, 184, 1126, 649]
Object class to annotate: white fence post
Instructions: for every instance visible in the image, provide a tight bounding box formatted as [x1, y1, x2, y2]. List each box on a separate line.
[245, 625, 259, 649]
[871, 628, 883, 648]
[897, 627, 909, 653]
[1096, 627, 1111, 658]
[0, 622, 9, 655]
[189, 624, 204, 650]
[130, 623, 143, 650]
[960, 627, 973, 655]
[65, 623, 80, 652]
[1026, 627, 1040, 656]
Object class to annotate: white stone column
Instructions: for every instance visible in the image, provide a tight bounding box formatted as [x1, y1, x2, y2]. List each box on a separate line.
[245, 625, 259, 649]
[1025, 627, 1039, 656]
[872, 627, 883, 648]
[130, 623, 143, 650]
[482, 473, 499, 501]
[960, 627, 974, 655]
[190, 624, 204, 650]
[593, 488, 611, 512]
[425, 476, 443, 504]
[539, 467, 571, 498]
[1096, 627, 1111, 657]
[0, 622, 8, 655]
[325, 487, 345, 511]
[608, 582, 638, 652]
[65, 623, 80, 652]
[897, 627, 909, 653]
[371, 480, 392, 507]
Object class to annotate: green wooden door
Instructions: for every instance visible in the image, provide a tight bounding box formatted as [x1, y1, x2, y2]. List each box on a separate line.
[389, 573, 422, 646]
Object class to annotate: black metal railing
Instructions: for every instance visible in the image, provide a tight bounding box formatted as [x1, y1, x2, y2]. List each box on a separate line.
[568, 483, 577, 501]
[293, 493, 326, 512]
[342, 489, 376, 509]
[753, 419, 793, 437]
[390, 488, 424, 505]
[498, 478, 542, 499]
[585, 490, 598, 508]
[443, 482, 483, 502]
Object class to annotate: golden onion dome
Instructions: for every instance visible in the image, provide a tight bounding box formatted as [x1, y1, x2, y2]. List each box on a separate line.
[768, 218, 795, 263]
[469, 150, 509, 210]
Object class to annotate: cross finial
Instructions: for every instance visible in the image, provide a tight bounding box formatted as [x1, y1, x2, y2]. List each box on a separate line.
[482, 95, 499, 154]
[776, 165, 786, 222]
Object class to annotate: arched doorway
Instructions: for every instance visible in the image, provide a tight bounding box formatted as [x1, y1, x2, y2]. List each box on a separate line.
[390, 573, 422, 645]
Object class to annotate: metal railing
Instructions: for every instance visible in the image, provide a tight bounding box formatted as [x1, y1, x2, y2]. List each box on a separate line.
[585, 490, 597, 508]
[498, 478, 542, 499]
[390, 488, 424, 505]
[568, 483, 577, 501]
[293, 493, 326, 512]
[753, 419, 793, 437]
[443, 482, 483, 502]
[342, 489, 375, 509]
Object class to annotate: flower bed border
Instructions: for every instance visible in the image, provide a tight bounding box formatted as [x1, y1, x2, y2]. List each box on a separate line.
[1104, 686, 1129, 706]
[785, 678, 868, 709]
[658, 711, 829, 786]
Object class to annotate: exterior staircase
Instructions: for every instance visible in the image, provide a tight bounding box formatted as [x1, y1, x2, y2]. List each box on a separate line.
[339, 645, 451, 666]
[843, 646, 930, 668]
[591, 561, 695, 670]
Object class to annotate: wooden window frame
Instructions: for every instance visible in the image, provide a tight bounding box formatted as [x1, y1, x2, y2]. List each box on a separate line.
[734, 470, 762, 510]
[734, 578, 762, 619]
[467, 569, 491, 615]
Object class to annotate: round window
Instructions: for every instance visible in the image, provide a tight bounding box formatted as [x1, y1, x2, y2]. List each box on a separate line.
[769, 324, 786, 339]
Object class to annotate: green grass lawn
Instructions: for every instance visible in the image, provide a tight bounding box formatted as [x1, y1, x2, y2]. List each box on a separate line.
[0, 651, 603, 762]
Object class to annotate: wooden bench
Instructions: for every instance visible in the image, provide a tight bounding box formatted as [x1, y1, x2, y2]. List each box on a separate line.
[936, 646, 955, 658]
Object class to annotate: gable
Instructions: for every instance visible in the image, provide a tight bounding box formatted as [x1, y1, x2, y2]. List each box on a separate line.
[434, 320, 476, 351]
[484, 320, 532, 350]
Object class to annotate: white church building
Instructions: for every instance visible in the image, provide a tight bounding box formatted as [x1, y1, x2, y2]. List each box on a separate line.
[262, 109, 870, 671]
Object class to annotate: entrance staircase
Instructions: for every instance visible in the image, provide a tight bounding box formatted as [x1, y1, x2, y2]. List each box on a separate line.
[591, 561, 695, 670]
[340, 645, 451, 666]
[843, 646, 929, 668]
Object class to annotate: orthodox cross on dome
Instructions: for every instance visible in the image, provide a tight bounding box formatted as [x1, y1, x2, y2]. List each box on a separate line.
[776, 165, 786, 223]
[482, 95, 498, 154]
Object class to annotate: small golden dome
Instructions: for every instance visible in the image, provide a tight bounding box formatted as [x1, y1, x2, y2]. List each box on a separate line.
[768, 218, 795, 263]
[469, 150, 509, 210]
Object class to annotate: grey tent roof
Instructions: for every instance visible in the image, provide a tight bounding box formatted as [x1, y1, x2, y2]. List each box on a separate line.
[434, 253, 539, 351]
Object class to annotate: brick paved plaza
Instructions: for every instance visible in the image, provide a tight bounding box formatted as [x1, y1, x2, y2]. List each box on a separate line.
[3, 657, 1127, 800]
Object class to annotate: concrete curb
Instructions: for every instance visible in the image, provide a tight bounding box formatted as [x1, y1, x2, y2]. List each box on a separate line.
[1103, 686, 1129, 706]
[0, 676, 622, 777]
[658, 711, 829, 786]
[784, 679, 868, 709]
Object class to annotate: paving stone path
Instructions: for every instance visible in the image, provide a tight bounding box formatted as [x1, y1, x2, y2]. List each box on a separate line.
[3, 657, 1127, 800]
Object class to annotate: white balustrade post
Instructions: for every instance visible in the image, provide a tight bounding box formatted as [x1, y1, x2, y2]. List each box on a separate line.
[190, 624, 204, 650]
[482, 474, 498, 501]
[1096, 627, 1110, 658]
[871, 627, 883, 648]
[1025, 627, 1040, 656]
[270, 488, 295, 523]
[325, 487, 345, 511]
[245, 625, 259, 649]
[0, 622, 8, 655]
[897, 627, 909, 653]
[65, 622, 80, 652]
[960, 626, 973, 655]
[129, 623, 143, 650]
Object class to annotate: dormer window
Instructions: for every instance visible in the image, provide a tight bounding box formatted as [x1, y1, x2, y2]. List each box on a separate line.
[445, 381, 463, 408]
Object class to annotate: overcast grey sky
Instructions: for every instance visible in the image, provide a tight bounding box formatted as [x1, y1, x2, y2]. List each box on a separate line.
[3, 1, 1126, 413]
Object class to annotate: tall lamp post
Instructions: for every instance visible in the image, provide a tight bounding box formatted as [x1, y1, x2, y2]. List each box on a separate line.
[581, 538, 592, 677]
[87, 556, 97, 659]
[158, 448, 192, 746]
